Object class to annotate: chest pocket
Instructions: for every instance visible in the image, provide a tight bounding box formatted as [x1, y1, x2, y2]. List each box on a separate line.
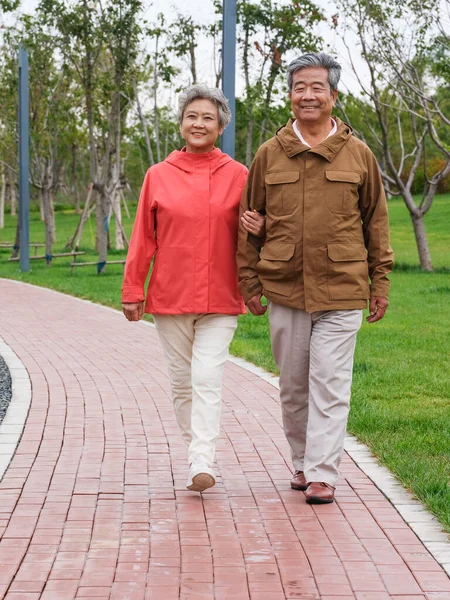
[325, 170, 360, 215]
[265, 171, 300, 216]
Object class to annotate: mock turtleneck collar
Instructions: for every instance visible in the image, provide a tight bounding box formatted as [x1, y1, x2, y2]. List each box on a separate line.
[164, 146, 233, 173]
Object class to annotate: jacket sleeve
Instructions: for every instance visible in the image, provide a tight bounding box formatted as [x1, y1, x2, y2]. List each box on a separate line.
[359, 147, 394, 299]
[122, 169, 156, 303]
[236, 148, 267, 302]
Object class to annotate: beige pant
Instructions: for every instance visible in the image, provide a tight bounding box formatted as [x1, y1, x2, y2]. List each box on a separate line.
[269, 303, 363, 487]
[153, 313, 238, 467]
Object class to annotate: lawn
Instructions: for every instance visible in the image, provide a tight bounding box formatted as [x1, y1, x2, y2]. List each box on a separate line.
[0, 194, 449, 531]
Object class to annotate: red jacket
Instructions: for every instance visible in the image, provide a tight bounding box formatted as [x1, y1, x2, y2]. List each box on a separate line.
[122, 148, 248, 315]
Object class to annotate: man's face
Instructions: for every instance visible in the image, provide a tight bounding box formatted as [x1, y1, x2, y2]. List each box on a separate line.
[289, 67, 338, 126]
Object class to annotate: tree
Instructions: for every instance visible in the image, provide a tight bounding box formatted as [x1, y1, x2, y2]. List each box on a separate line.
[39, 0, 142, 267]
[0, 23, 19, 228]
[337, 0, 450, 271]
[168, 13, 201, 85]
[236, 0, 324, 165]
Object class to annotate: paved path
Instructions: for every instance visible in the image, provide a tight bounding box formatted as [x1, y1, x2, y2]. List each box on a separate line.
[0, 279, 449, 600]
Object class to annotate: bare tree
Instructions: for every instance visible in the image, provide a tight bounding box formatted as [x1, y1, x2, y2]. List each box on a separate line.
[338, 0, 449, 271]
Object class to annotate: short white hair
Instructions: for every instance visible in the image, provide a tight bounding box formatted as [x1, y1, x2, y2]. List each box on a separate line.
[287, 52, 342, 92]
[178, 84, 232, 129]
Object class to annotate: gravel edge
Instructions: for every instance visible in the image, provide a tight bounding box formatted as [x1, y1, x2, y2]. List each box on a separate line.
[0, 355, 12, 426]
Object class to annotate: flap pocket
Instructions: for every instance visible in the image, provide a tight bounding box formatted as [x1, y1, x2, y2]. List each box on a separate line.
[261, 243, 295, 261]
[327, 243, 367, 262]
[326, 170, 360, 184]
[266, 171, 299, 185]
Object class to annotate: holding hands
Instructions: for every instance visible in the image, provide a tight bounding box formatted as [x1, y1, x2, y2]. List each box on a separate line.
[241, 210, 267, 316]
[241, 209, 266, 238]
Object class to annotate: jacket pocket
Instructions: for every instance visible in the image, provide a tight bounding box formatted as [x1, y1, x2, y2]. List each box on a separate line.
[265, 171, 300, 216]
[325, 170, 360, 215]
[257, 242, 296, 297]
[327, 243, 370, 300]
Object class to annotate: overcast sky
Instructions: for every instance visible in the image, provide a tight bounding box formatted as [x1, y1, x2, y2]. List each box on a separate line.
[11, 0, 367, 97]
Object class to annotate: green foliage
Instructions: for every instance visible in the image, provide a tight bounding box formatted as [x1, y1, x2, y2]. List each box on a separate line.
[0, 0, 19, 11]
[236, 0, 324, 163]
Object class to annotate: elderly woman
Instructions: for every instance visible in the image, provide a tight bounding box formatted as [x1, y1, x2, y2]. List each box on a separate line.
[122, 84, 264, 493]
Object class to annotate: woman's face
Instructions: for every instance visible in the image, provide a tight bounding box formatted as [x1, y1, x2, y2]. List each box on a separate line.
[181, 98, 224, 153]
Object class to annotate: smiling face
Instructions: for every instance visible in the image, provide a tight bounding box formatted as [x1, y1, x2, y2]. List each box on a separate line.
[289, 67, 338, 127]
[181, 98, 224, 154]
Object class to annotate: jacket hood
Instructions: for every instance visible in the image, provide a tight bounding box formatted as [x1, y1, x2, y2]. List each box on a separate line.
[276, 117, 353, 162]
[164, 146, 233, 174]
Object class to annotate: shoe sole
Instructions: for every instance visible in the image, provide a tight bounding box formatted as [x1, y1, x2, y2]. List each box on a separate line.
[187, 472, 215, 493]
[305, 496, 334, 504]
[291, 483, 308, 491]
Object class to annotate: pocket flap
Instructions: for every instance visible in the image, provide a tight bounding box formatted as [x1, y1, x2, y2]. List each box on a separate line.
[326, 170, 360, 184]
[265, 171, 299, 185]
[261, 243, 295, 261]
[327, 243, 367, 262]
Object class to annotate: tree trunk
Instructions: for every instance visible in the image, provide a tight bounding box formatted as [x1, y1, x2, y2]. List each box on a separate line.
[0, 164, 5, 229]
[72, 144, 81, 214]
[42, 185, 53, 266]
[39, 193, 45, 221]
[246, 118, 254, 168]
[133, 79, 154, 167]
[154, 37, 161, 163]
[10, 169, 17, 217]
[11, 221, 20, 259]
[96, 185, 109, 272]
[67, 184, 93, 250]
[113, 189, 124, 250]
[49, 187, 56, 243]
[411, 212, 433, 271]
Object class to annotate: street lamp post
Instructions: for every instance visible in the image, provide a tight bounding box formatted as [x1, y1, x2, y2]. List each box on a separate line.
[18, 44, 30, 273]
[221, 0, 237, 158]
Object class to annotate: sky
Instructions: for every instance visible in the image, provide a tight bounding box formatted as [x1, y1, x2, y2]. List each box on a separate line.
[7, 0, 372, 98]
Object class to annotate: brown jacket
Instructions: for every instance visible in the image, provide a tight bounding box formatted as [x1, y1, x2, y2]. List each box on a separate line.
[237, 118, 394, 311]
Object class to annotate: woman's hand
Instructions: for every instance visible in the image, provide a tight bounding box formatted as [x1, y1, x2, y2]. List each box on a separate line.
[122, 302, 144, 321]
[241, 209, 266, 238]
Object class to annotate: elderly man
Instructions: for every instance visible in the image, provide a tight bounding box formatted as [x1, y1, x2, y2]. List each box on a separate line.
[237, 52, 393, 504]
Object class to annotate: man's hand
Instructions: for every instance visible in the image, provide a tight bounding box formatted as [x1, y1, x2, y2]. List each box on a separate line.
[122, 302, 144, 322]
[247, 293, 267, 316]
[241, 209, 266, 238]
[366, 297, 389, 323]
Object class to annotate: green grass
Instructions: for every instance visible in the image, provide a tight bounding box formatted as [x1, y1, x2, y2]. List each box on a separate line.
[0, 194, 449, 531]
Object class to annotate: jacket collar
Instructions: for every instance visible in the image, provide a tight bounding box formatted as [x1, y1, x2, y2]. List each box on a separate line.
[276, 117, 353, 162]
[164, 146, 233, 173]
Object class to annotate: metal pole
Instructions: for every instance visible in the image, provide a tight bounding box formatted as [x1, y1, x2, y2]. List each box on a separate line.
[221, 0, 236, 158]
[19, 44, 30, 272]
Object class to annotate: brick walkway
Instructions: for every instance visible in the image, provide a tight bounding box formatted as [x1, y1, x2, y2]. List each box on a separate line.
[0, 279, 449, 600]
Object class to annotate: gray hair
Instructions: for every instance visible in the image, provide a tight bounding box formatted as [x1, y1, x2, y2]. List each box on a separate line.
[178, 84, 232, 129]
[287, 52, 342, 92]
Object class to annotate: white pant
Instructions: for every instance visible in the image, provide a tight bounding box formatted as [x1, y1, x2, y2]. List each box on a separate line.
[269, 304, 363, 487]
[153, 313, 238, 467]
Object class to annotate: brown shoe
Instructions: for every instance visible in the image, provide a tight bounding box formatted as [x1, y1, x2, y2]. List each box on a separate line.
[305, 482, 335, 504]
[290, 470, 308, 491]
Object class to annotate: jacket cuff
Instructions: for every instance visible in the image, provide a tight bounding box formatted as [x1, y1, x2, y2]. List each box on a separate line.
[240, 281, 263, 303]
[370, 282, 390, 299]
[122, 285, 145, 303]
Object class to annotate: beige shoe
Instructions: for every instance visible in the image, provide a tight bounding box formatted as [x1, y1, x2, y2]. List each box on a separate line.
[186, 458, 216, 492]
